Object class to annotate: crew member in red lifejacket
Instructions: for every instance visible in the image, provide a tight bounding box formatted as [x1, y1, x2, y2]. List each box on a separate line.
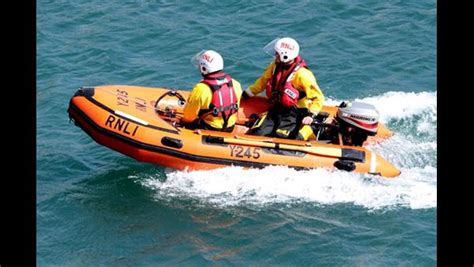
[242, 37, 325, 140]
[183, 50, 243, 132]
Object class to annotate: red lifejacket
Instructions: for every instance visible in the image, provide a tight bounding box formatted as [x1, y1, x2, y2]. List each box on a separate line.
[265, 56, 308, 107]
[199, 71, 239, 129]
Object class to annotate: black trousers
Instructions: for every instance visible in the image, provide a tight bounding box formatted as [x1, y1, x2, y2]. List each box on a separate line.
[248, 106, 305, 139]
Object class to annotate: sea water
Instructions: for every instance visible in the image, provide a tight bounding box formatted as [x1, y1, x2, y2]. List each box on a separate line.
[37, 1, 436, 265]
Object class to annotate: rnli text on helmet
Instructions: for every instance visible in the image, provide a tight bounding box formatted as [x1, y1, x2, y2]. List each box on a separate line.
[203, 53, 214, 63]
[280, 42, 295, 51]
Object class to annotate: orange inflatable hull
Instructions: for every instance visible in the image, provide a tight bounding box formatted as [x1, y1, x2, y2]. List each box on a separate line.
[67, 85, 400, 178]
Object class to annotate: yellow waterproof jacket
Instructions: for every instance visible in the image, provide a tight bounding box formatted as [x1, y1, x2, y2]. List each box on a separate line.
[246, 60, 325, 116]
[183, 79, 242, 129]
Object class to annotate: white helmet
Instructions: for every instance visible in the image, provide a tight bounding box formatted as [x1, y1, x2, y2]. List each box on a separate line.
[263, 37, 300, 63]
[191, 50, 224, 75]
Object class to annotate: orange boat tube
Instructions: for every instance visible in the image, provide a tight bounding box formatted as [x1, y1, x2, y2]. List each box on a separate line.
[67, 85, 401, 178]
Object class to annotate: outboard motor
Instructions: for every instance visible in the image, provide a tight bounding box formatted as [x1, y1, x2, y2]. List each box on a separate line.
[336, 101, 379, 146]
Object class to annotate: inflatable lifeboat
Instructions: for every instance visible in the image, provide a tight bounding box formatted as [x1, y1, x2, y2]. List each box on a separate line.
[67, 85, 401, 178]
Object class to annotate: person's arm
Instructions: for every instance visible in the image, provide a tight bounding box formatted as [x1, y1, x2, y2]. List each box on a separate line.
[242, 61, 275, 98]
[182, 83, 208, 123]
[294, 68, 324, 125]
[296, 68, 325, 116]
[232, 79, 243, 103]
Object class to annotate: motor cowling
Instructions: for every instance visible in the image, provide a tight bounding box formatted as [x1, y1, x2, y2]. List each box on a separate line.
[336, 101, 379, 146]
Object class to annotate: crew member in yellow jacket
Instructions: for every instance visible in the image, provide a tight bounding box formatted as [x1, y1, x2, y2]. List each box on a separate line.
[183, 50, 243, 132]
[242, 37, 325, 140]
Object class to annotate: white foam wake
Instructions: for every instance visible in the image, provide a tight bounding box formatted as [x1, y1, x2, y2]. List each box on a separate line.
[326, 91, 437, 123]
[136, 165, 436, 210]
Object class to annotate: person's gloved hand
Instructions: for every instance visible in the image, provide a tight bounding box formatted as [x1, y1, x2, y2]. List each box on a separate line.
[302, 116, 313, 125]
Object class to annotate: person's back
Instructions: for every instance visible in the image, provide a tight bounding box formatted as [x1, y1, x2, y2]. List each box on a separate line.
[183, 50, 242, 132]
[242, 37, 325, 140]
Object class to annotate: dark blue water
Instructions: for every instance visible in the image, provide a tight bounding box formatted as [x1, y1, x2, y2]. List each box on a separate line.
[37, 1, 436, 265]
